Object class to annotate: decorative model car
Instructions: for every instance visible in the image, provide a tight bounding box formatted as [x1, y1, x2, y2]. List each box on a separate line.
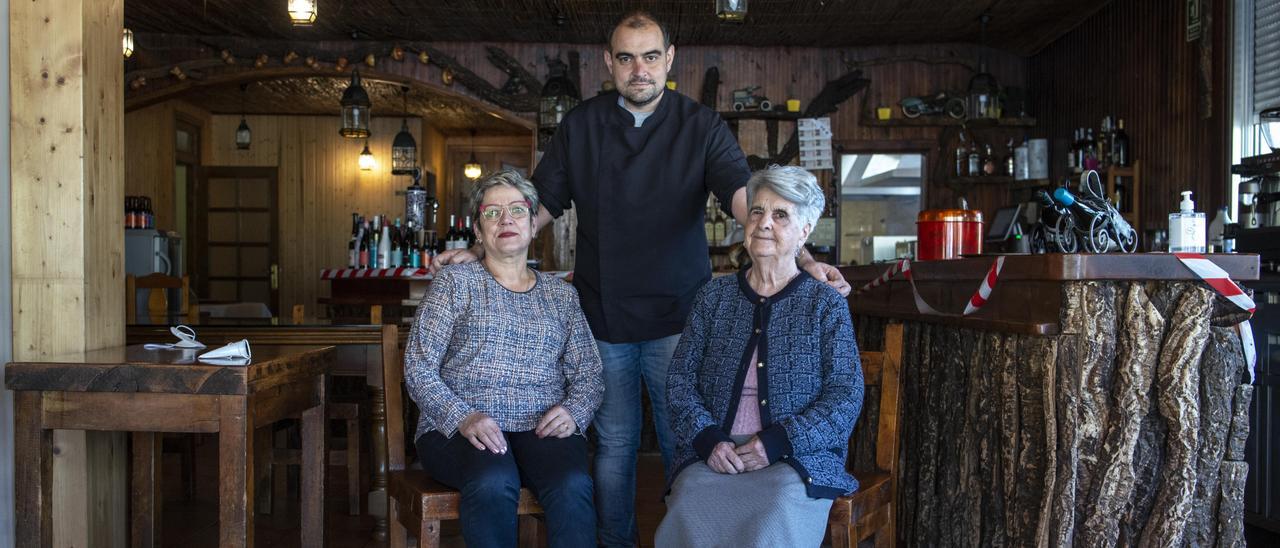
[731, 86, 772, 111]
[899, 92, 966, 119]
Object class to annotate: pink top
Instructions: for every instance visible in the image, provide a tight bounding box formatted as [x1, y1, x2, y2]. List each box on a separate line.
[730, 346, 763, 435]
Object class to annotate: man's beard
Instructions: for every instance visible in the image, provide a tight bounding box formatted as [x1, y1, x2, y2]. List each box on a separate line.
[622, 79, 663, 107]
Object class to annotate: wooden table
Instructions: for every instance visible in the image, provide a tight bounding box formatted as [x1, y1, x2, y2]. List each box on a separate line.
[126, 321, 407, 540]
[6, 344, 335, 548]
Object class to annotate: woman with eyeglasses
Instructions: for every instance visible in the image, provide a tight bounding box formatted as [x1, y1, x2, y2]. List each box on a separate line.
[404, 169, 603, 547]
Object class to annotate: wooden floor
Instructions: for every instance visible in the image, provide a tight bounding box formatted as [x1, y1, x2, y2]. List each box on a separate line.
[157, 433, 668, 547]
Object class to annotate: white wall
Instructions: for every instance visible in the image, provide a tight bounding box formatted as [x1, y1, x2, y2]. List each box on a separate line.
[1, 0, 15, 543]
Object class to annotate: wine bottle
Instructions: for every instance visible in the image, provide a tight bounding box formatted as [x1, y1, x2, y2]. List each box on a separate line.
[390, 219, 402, 268]
[378, 223, 392, 269]
[359, 220, 371, 268]
[1113, 119, 1129, 167]
[464, 216, 476, 248]
[445, 215, 458, 250]
[348, 213, 360, 268]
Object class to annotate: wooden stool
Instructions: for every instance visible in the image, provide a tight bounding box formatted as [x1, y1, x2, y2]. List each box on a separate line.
[381, 332, 544, 548]
[827, 322, 905, 547]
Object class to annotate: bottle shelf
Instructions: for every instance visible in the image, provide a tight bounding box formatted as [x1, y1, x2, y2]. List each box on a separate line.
[948, 176, 1051, 185]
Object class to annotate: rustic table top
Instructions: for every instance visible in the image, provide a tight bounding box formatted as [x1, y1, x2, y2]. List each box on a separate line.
[4, 344, 333, 395]
[842, 253, 1260, 283]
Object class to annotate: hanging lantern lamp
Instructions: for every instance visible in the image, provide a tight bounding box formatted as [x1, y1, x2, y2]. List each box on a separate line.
[339, 69, 372, 138]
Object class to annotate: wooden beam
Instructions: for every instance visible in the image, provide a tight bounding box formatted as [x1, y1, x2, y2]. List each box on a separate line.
[10, 0, 126, 545]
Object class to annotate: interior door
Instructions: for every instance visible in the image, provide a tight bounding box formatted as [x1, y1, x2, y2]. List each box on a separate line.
[193, 167, 280, 315]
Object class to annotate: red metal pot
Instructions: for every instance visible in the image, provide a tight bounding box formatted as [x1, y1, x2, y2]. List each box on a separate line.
[916, 209, 983, 260]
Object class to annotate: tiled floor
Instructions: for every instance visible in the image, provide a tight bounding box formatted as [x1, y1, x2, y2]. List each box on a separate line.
[157, 433, 668, 547]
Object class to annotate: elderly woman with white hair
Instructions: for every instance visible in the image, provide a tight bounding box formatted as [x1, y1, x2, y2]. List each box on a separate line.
[405, 169, 603, 547]
[657, 165, 864, 547]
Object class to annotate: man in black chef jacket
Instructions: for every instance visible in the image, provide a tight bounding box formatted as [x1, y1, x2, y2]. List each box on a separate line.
[434, 10, 850, 546]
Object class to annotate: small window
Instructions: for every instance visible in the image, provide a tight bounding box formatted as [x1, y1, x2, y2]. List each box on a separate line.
[838, 153, 924, 266]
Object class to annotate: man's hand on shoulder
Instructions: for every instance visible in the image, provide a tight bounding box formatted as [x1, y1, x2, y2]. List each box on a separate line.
[802, 260, 851, 297]
[430, 247, 482, 273]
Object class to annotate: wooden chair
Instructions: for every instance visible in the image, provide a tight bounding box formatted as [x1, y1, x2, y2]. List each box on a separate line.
[126, 273, 199, 324]
[384, 334, 543, 548]
[266, 304, 363, 515]
[828, 322, 904, 547]
[268, 402, 362, 515]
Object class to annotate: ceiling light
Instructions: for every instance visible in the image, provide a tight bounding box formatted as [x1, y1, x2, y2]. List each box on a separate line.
[122, 28, 135, 59]
[339, 69, 371, 139]
[288, 0, 317, 26]
[359, 142, 375, 171]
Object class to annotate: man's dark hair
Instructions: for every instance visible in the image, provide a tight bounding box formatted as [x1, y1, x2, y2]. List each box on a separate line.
[607, 10, 671, 51]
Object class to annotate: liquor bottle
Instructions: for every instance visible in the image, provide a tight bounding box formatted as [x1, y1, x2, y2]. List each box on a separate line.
[982, 144, 996, 175]
[1004, 138, 1016, 177]
[713, 210, 727, 244]
[359, 220, 371, 268]
[348, 213, 360, 268]
[1113, 119, 1129, 167]
[464, 216, 476, 248]
[1083, 128, 1098, 170]
[1067, 129, 1078, 173]
[1098, 117, 1111, 169]
[967, 140, 980, 177]
[704, 202, 716, 243]
[390, 219, 402, 268]
[955, 131, 968, 177]
[378, 223, 392, 269]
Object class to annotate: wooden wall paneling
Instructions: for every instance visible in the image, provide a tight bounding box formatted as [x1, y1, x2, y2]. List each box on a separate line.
[125, 104, 174, 226]
[1029, 0, 1231, 232]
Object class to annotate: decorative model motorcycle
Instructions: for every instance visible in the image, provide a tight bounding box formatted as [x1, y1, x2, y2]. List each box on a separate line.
[899, 92, 966, 119]
[1033, 170, 1138, 254]
[1030, 190, 1078, 253]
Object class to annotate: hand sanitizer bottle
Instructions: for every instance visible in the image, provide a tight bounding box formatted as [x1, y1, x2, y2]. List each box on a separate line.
[1168, 191, 1206, 253]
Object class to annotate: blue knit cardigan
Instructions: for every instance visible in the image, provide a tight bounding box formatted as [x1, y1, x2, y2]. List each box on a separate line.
[667, 269, 864, 499]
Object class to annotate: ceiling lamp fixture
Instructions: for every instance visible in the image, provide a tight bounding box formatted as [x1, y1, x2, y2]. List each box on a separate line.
[966, 14, 1001, 120]
[716, 0, 747, 23]
[339, 69, 371, 139]
[288, 0, 317, 27]
[122, 28, 135, 59]
[359, 141, 375, 171]
[391, 86, 419, 175]
[463, 130, 483, 180]
[235, 83, 252, 150]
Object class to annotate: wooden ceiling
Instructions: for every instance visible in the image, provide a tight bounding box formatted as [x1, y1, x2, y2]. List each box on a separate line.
[125, 0, 1112, 56]
[178, 77, 531, 136]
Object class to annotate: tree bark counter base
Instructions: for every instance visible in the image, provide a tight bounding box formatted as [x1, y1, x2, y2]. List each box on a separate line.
[852, 278, 1254, 547]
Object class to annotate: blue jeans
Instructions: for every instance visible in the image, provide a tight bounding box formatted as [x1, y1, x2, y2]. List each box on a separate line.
[416, 430, 596, 548]
[593, 335, 681, 547]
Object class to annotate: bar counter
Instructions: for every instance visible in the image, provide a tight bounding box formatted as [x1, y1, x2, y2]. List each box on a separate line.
[841, 253, 1257, 547]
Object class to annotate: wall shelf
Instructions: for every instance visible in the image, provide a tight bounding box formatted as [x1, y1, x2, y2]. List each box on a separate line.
[717, 110, 802, 121]
[1232, 151, 1280, 176]
[864, 115, 1037, 128]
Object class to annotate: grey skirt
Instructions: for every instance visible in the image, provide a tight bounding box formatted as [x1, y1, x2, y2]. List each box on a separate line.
[655, 459, 834, 548]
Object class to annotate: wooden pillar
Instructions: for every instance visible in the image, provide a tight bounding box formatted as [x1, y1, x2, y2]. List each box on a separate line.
[10, 0, 125, 546]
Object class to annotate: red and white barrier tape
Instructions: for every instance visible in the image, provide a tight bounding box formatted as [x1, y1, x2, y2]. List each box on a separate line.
[320, 267, 432, 280]
[856, 258, 1000, 317]
[1173, 253, 1257, 383]
[964, 256, 1006, 316]
[1172, 253, 1256, 314]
